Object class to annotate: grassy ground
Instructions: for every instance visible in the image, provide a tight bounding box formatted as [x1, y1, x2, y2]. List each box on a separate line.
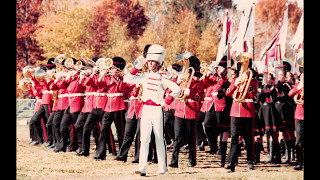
[17, 118, 303, 179]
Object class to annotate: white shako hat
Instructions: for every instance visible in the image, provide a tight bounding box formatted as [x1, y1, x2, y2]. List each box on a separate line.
[145, 44, 166, 65]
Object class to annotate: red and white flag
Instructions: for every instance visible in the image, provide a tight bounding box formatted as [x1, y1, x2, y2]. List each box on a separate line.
[259, 3, 288, 62]
[216, 9, 232, 63]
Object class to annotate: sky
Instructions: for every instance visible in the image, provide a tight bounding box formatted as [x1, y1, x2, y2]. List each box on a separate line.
[232, 0, 303, 10]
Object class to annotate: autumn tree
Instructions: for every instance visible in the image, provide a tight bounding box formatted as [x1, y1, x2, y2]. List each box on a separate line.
[16, 0, 45, 71]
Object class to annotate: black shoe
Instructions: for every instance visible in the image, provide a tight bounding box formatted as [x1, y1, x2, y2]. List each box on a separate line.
[30, 141, 40, 146]
[114, 156, 127, 162]
[77, 151, 89, 157]
[94, 154, 105, 160]
[248, 163, 254, 170]
[132, 159, 139, 163]
[294, 164, 303, 170]
[53, 147, 65, 153]
[225, 164, 235, 172]
[206, 150, 216, 154]
[168, 162, 178, 168]
[186, 162, 196, 167]
[135, 170, 146, 176]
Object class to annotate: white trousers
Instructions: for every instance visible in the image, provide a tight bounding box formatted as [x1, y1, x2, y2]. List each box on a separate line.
[138, 105, 167, 173]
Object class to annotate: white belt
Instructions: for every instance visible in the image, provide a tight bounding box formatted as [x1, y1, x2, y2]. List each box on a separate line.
[68, 93, 84, 97]
[95, 93, 108, 97]
[85, 92, 96, 96]
[107, 93, 123, 97]
[185, 99, 197, 102]
[130, 96, 139, 100]
[204, 97, 212, 101]
[42, 90, 53, 94]
[58, 94, 69, 98]
[233, 99, 253, 103]
[58, 93, 84, 98]
[123, 99, 129, 102]
[211, 92, 218, 96]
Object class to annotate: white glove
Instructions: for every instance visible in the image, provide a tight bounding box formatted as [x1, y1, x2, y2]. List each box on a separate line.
[234, 77, 241, 86]
[160, 99, 166, 107]
[184, 88, 190, 96]
[177, 74, 184, 84]
[135, 56, 147, 70]
[297, 81, 303, 90]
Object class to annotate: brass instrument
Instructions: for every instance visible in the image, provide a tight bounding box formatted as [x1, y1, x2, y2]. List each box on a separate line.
[19, 78, 34, 91]
[175, 56, 195, 101]
[119, 63, 134, 76]
[232, 52, 254, 103]
[294, 73, 304, 105]
[35, 68, 47, 81]
[96, 58, 113, 70]
[22, 66, 35, 78]
[64, 58, 75, 69]
[81, 53, 97, 67]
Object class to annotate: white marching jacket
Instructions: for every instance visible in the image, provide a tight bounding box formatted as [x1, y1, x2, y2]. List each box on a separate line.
[124, 71, 181, 105]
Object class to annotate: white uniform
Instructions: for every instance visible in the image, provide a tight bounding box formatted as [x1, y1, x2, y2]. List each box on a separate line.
[124, 71, 180, 174]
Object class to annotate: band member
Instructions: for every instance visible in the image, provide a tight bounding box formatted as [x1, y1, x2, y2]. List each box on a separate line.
[200, 56, 232, 167]
[95, 57, 128, 160]
[74, 61, 99, 155]
[275, 69, 295, 163]
[52, 60, 70, 152]
[124, 44, 181, 176]
[258, 73, 283, 164]
[169, 55, 203, 168]
[27, 73, 43, 145]
[163, 63, 183, 148]
[29, 59, 55, 145]
[59, 59, 86, 152]
[288, 73, 304, 170]
[225, 53, 258, 172]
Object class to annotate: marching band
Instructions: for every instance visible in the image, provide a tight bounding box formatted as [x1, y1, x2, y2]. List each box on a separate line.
[19, 44, 304, 175]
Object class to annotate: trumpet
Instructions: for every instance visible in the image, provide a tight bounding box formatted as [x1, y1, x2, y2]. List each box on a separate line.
[22, 66, 35, 78]
[232, 52, 253, 103]
[35, 68, 47, 81]
[81, 53, 97, 67]
[19, 78, 34, 91]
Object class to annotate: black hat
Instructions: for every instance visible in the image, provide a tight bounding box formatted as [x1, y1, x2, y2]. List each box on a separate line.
[171, 63, 183, 72]
[283, 61, 291, 72]
[218, 55, 234, 68]
[92, 57, 99, 62]
[112, 56, 126, 70]
[188, 56, 200, 70]
[46, 58, 56, 69]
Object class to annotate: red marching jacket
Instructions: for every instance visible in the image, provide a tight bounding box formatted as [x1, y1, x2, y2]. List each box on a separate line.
[174, 79, 204, 119]
[27, 85, 43, 112]
[81, 76, 97, 113]
[288, 84, 304, 120]
[54, 78, 69, 111]
[163, 78, 178, 111]
[225, 76, 258, 118]
[200, 74, 228, 112]
[126, 83, 143, 119]
[100, 75, 128, 112]
[58, 74, 85, 113]
[32, 76, 54, 105]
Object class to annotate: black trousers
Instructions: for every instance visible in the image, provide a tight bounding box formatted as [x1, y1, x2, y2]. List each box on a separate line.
[118, 113, 139, 159]
[203, 106, 218, 152]
[96, 111, 125, 157]
[171, 117, 197, 166]
[196, 111, 206, 146]
[295, 119, 304, 164]
[46, 111, 56, 145]
[164, 109, 175, 144]
[29, 104, 51, 142]
[82, 108, 104, 154]
[229, 117, 254, 165]
[74, 112, 88, 150]
[61, 108, 80, 151]
[52, 110, 65, 150]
